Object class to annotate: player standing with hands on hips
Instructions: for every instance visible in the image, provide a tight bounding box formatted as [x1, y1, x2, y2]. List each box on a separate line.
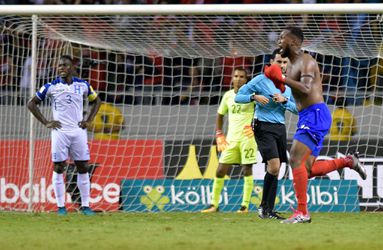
[235, 49, 298, 220]
[265, 27, 366, 224]
[28, 55, 101, 215]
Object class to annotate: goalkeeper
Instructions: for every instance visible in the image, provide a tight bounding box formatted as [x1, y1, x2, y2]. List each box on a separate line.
[201, 67, 257, 213]
[235, 49, 298, 220]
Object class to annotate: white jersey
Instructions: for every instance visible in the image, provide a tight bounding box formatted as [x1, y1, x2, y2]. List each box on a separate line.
[36, 77, 98, 131]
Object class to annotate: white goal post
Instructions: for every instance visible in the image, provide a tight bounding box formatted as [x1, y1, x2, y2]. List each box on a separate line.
[1, 4, 383, 15]
[0, 4, 383, 213]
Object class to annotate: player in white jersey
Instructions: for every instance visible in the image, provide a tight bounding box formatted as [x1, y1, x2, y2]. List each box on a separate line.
[27, 55, 101, 215]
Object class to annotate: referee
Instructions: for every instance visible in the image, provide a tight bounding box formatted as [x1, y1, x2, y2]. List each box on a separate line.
[235, 49, 298, 220]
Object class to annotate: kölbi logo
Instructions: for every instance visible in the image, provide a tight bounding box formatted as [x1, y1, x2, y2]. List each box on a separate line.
[136, 182, 270, 212]
[122, 179, 359, 212]
[170, 185, 228, 205]
[140, 184, 338, 209]
[139, 184, 229, 211]
[140, 185, 169, 211]
[140, 184, 276, 211]
[280, 185, 339, 205]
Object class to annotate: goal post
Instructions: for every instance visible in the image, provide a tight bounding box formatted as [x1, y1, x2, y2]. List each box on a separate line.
[0, 4, 382, 213]
[1, 4, 383, 15]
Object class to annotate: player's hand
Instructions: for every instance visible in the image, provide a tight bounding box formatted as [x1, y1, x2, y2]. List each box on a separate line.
[264, 64, 286, 93]
[78, 120, 90, 129]
[243, 125, 254, 138]
[216, 130, 229, 152]
[254, 95, 269, 105]
[45, 120, 62, 129]
[272, 93, 287, 103]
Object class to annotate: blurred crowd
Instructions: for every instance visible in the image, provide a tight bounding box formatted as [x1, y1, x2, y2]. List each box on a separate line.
[0, 1, 382, 106]
[1, 37, 381, 106]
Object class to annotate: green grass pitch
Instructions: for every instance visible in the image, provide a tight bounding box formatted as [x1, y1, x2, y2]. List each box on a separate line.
[0, 212, 382, 250]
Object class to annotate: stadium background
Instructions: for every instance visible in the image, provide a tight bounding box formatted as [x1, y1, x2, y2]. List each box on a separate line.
[1, 3, 383, 213]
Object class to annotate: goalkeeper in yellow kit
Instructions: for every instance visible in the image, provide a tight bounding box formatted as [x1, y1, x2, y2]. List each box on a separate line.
[202, 67, 257, 213]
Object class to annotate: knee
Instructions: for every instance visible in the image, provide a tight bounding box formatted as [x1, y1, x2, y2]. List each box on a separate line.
[215, 166, 226, 178]
[267, 165, 280, 176]
[75, 161, 89, 174]
[267, 161, 280, 176]
[267, 158, 281, 176]
[289, 156, 302, 169]
[216, 170, 225, 178]
[53, 162, 66, 174]
[242, 165, 252, 176]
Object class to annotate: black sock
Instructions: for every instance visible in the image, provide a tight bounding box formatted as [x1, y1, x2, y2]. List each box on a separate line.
[261, 172, 275, 210]
[267, 175, 278, 213]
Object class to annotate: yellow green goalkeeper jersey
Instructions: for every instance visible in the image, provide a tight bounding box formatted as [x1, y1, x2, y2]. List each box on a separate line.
[218, 89, 255, 141]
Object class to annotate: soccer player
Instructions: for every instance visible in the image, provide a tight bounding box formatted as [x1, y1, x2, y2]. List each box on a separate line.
[265, 26, 367, 223]
[27, 55, 102, 215]
[201, 67, 257, 213]
[235, 49, 298, 220]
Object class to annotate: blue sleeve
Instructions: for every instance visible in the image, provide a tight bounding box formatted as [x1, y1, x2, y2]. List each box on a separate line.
[234, 78, 259, 103]
[285, 98, 298, 114]
[283, 89, 298, 114]
[36, 83, 51, 101]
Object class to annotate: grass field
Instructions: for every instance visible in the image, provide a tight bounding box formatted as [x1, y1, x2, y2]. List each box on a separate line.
[0, 212, 382, 250]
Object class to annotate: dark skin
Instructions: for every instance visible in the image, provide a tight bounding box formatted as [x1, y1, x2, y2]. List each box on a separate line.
[216, 69, 252, 178]
[27, 57, 101, 174]
[279, 30, 324, 112]
[278, 29, 323, 172]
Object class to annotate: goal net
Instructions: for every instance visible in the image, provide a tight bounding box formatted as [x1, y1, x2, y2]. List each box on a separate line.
[0, 5, 382, 212]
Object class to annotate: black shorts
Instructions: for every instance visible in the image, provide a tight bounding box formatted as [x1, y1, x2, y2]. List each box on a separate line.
[253, 119, 287, 163]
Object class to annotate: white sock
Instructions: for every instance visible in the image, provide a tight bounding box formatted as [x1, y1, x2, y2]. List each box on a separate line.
[52, 172, 65, 208]
[77, 173, 90, 207]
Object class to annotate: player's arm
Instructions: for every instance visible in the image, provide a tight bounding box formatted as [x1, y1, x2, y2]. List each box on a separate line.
[216, 94, 229, 152]
[79, 96, 102, 129]
[235, 78, 268, 105]
[272, 93, 297, 114]
[79, 82, 102, 129]
[87, 96, 102, 122]
[216, 113, 224, 132]
[272, 89, 298, 114]
[265, 55, 316, 95]
[285, 97, 298, 114]
[27, 96, 61, 129]
[282, 91, 298, 114]
[234, 79, 258, 103]
[284, 57, 317, 95]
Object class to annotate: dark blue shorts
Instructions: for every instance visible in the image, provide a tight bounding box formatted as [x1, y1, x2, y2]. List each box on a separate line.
[293, 103, 332, 157]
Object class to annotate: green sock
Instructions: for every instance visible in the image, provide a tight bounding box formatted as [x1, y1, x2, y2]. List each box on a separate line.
[211, 177, 224, 207]
[241, 175, 254, 208]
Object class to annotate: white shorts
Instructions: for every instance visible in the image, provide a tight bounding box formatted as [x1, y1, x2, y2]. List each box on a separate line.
[51, 128, 90, 162]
